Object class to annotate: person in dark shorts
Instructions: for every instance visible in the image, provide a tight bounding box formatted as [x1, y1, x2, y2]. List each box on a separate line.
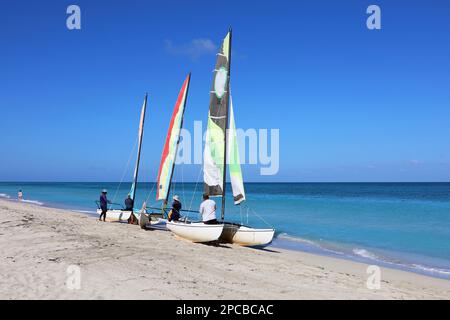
[124, 194, 134, 211]
[99, 189, 111, 222]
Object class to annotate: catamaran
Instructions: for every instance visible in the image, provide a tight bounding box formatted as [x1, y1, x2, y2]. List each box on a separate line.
[97, 77, 194, 228]
[166, 29, 275, 246]
[138, 73, 192, 230]
[96, 94, 148, 223]
[137, 72, 226, 242]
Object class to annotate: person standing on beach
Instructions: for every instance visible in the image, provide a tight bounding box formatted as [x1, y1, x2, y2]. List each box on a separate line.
[125, 194, 137, 224]
[124, 194, 134, 211]
[99, 189, 110, 222]
[199, 194, 217, 224]
[18, 190, 23, 201]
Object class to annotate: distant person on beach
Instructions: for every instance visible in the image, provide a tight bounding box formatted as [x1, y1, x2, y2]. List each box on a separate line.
[99, 189, 111, 222]
[168, 195, 182, 222]
[124, 194, 134, 211]
[18, 190, 23, 201]
[199, 194, 217, 224]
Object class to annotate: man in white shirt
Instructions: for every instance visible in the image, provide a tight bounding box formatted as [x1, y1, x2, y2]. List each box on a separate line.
[199, 194, 218, 224]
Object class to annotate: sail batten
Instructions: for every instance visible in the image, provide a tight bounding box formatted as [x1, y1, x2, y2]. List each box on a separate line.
[156, 74, 191, 201]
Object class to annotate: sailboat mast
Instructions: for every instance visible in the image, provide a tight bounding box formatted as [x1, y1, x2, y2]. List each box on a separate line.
[164, 73, 191, 205]
[131, 93, 148, 210]
[221, 27, 232, 221]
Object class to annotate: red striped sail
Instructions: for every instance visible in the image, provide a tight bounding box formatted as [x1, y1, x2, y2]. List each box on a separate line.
[156, 74, 191, 201]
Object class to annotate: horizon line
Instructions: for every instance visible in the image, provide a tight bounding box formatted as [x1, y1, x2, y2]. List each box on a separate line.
[1, 181, 449, 184]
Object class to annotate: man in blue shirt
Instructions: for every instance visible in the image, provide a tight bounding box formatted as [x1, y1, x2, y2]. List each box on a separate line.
[168, 195, 182, 222]
[99, 189, 111, 222]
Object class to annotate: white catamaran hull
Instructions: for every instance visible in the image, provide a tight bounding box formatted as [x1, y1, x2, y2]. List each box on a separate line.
[166, 221, 224, 243]
[96, 209, 133, 222]
[220, 223, 275, 247]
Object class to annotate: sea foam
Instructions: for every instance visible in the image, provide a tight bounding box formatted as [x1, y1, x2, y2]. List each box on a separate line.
[21, 199, 44, 206]
[73, 210, 97, 214]
[353, 248, 450, 278]
[353, 248, 380, 261]
[411, 264, 450, 276]
[277, 233, 345, 256]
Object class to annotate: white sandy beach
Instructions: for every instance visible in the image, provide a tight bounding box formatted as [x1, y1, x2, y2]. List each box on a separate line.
[0, 199, 449, 300]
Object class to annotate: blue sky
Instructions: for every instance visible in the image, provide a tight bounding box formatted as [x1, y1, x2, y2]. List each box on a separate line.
[1, 0, 449, 182]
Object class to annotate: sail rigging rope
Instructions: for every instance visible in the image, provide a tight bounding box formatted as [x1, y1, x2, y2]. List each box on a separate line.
[246, 206, 250, 225]
[239, 205, 243, 225]
[188, 165, 203, 212]
[144, 178, 157, 206]
[241, 203, 274, 229]
[168, 162, 187, 211]
[172, 175, 177, 200]
[110, 136, 138, 206]
[181, 163, 186, 208]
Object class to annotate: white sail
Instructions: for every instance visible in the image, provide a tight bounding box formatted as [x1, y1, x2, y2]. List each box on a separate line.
[129, 95, 147, 201]
[228, 96, 245, 204]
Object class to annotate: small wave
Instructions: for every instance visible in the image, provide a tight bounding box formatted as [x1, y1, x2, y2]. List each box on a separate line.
[353, 248, 380, 261]
[21, 199, 44, 206]
[277, 233, 318, 246]
[411, 264, 450, 276]
[277, 233, 345, 256]
[353, 248, 450, 278]
[276, 234, 450, 279]
[0, 193, 11, 199]
[73, 210, 97, 214]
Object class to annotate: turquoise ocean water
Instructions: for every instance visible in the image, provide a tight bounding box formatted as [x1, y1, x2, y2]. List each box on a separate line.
[1, 182, 450, 279]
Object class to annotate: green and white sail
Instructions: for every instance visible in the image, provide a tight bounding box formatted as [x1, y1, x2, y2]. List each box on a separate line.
[228, 95, 245, 204]
[203, 31, 231, 197]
